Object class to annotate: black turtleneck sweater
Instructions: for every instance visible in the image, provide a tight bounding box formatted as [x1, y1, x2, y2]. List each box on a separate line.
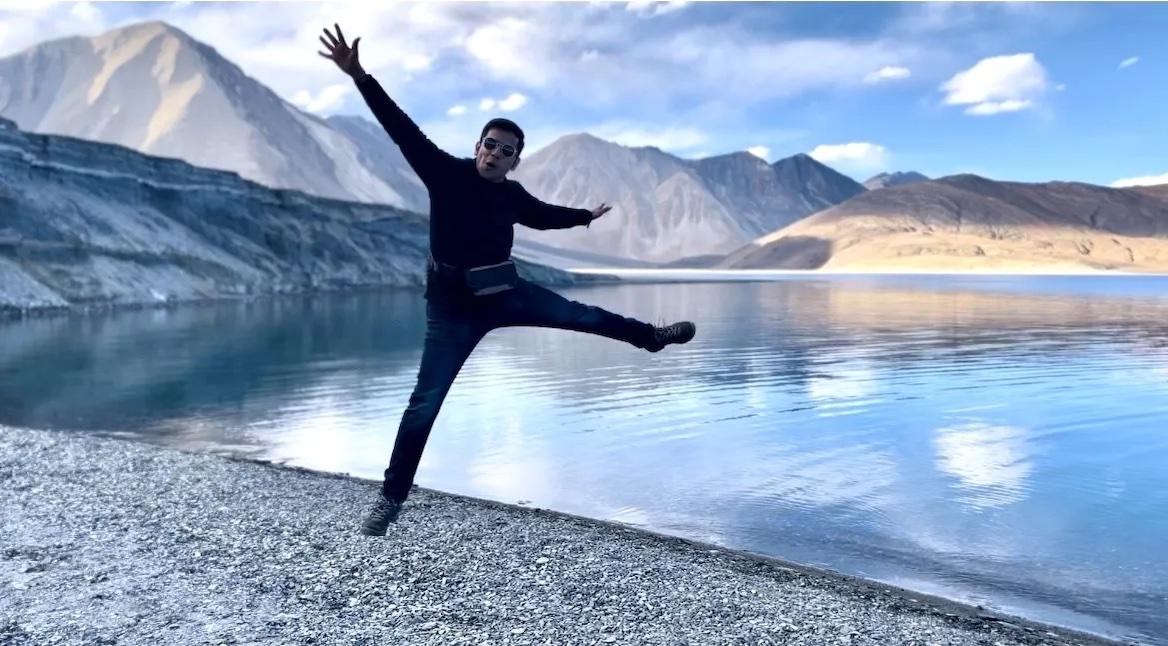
[353, 74, 594, 271]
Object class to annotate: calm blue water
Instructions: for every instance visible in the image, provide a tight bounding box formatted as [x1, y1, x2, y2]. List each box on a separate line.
[2, 274, 1167, 644]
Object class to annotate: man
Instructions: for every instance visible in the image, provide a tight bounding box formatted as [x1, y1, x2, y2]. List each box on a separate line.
[318, 24, 696, 536]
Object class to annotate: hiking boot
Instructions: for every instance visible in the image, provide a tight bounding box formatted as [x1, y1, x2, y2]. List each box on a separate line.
[644, 321, 696, 353]
[360, 493, 403, 536]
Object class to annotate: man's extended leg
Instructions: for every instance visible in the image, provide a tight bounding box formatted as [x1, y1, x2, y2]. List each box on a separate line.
[361, 302, 486, 535]
[491, 280, 694, 351]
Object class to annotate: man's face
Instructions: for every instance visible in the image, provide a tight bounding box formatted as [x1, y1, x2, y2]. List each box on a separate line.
[474, 128, 520, 182]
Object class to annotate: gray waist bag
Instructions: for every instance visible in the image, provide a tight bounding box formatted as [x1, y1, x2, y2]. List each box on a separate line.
[465, 260, 518, 296]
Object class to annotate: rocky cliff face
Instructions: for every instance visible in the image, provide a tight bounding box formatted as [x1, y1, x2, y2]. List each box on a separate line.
[0, 21, 424, 211]
[0, 117, 598, 315]
[720, 175, 1168, 272]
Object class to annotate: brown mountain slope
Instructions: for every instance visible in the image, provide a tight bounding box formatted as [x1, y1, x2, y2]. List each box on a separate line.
[720, 175, 1168, 273]
[1131, 184, 1168, 202]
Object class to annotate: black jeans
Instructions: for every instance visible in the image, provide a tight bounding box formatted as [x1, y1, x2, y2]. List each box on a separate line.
[381, 277, 656, 502]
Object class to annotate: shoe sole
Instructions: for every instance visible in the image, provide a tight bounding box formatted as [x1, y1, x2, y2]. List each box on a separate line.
[360, 523, 388, 536]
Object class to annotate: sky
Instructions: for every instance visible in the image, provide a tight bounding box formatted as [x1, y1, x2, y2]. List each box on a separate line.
[0, 1, 1165, 187]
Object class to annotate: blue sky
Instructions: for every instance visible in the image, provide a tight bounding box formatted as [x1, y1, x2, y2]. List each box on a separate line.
[1, 1, 1165, 186]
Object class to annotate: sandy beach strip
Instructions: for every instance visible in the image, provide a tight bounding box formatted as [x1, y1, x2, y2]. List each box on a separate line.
[0, 425, 1129, 646]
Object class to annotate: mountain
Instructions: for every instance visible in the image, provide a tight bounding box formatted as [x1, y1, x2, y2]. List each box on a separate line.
[511, 136, 864, 263]
[720, 175, 1168, 272]
[1131, 184, 1168, 202]
[0, 20, 424, 211]
[697, 152, 865, 234]
[863, 171, 929, 190]
[325, 114, 429, 211]
[0, 117, 601, 314]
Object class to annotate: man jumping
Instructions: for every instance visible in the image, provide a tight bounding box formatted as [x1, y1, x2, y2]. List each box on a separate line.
[318, 24, 696, 536]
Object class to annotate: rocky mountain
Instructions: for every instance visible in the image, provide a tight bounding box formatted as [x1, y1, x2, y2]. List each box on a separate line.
[863, 171, 929, 190]
[720, 175, 1168, 272]
[0, 117, 600, 315]
[325, 114, 428, 212]
[1132, 184, 1168, 202]
[0, 21, 424, 211]
[511, 135, 864, 263]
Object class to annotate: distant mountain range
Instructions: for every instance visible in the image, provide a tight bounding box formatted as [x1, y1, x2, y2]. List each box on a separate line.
[863, 171, 929, 190]
[720, 175, 1168, 273]
[511, 136, 865, 262]
[1133, 184, 1168, 201]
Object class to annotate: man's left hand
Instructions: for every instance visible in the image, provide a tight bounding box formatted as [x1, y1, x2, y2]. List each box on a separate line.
[590, 202, 612, 221]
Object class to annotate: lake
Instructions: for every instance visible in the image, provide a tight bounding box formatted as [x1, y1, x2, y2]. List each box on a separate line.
[2, 272, 1166, 644]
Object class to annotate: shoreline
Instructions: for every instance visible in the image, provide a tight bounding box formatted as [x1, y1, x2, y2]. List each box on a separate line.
[1, 425, 1137, 645]
[5, 267, 1167, 322]
[566, 267, 1168, 279]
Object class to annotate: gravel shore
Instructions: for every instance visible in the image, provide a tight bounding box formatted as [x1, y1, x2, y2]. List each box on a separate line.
[0, 425, 1130, 646]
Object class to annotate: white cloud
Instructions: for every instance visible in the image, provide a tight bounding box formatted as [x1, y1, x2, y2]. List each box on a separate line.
[808, 142, 888, 171]
[941, 53, 1049, 116]
[69, 2, 102, 25]
[890, 2, 982, 34]
[406, 3, 461, 30]
[1118, 56, 1139, 69]
[747, 145, 770, 161]
[580, 49, 600, 63]
[965, 99, 1032, 115]
[0, 1, 111, 55]
[291, 84, 350, 114]
[864, 65, 911, 84]
[402, 54, 432, 72]
[447, 104, 468, 117]
[0, 0, 51, 11]
[651, 31, 921, 105]
[591, 123, 708, 151]
[626, 1, 690, 17]
[498, 92, 528, 111]
[465, 17, 551, 86]
[473, 93, 527, 113]
[1110, 172, 1168, 188]
[934, 422, 1034, 508]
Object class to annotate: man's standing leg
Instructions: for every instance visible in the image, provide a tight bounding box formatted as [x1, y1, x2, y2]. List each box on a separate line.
[361, 301, 487, 535]
[491, 280, 694, 352]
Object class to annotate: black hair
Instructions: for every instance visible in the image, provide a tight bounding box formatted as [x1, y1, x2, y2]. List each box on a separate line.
[480, 118, 525, 156]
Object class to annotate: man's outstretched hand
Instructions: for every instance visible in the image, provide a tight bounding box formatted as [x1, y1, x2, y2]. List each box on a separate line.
[318, 23, 364, 79]
[590, 203, 612, 222]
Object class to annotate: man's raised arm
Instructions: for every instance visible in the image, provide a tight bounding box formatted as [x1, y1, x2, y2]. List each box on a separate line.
[318, 24, 453, 187]
[516, 186, 610, 230]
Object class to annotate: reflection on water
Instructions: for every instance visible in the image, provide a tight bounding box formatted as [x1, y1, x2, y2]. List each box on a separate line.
[934, 422, 1034, 509]
[3, 275, 1168, 643]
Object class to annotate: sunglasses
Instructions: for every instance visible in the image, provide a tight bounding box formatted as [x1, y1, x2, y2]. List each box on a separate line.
[481, 137, 517, 158]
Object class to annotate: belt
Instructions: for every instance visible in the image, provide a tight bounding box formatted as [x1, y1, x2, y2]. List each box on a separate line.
[428, 252, 511, 274]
